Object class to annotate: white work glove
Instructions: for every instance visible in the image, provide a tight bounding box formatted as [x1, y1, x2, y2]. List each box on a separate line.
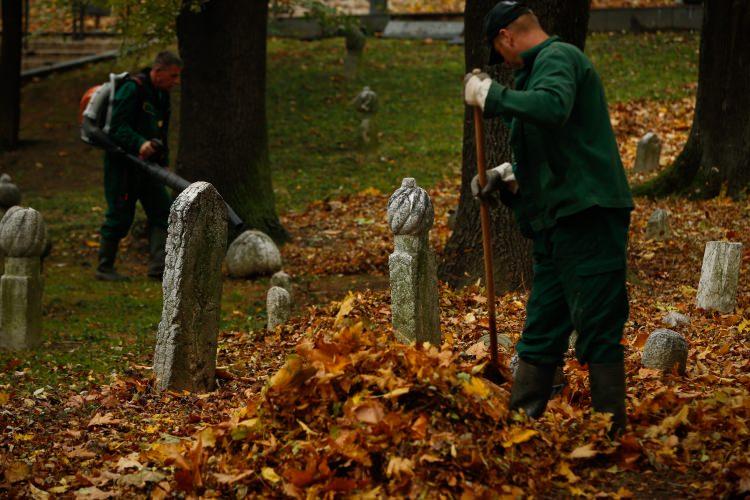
[463, 71, 492, 109]
[471, 162, 518, 202]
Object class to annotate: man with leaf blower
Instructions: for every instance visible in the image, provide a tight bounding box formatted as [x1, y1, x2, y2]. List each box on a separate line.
[463, 1, 633, 435]
[93, 51, 182, 281]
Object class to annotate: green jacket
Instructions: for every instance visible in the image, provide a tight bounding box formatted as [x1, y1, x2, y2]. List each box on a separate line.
[106, 69, 171, 167]
[484, 36, 633, 233]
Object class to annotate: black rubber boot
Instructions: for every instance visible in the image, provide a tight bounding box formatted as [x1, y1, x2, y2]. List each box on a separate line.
[147, 226, 168, 280]
[589, 362, 627, 438]
[96, 238, 129, 282]
[509, 358, 558, 419]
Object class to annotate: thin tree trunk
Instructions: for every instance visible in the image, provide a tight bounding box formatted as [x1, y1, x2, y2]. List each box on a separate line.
[634, 1, 750, 199]
[439, 0, 590, 291]
[175, 0, 289, 242]
[0, 0, 23, 150]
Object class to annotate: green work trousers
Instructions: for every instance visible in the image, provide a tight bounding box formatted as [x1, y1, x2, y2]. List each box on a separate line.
[516, 207, 631, 366]
[100, 157, 171, 241]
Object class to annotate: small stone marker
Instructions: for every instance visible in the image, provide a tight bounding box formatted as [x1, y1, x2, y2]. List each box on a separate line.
[0, 207, 48, 350]
[270, 271, 292, 295]
[696, 241, 742, 313]
[641, 328, 688, 374]
[267, 286, 291, 331]
[225, 230, 282, 278]
[645, 208, 672, 240]
[0, 174, 21, 218]
[634, 132, 662, 173]
[352, 86, 378, 144]
[387, 178, 440, 345]
[662, 311, 690, 329]
[154, 182, 227, 393]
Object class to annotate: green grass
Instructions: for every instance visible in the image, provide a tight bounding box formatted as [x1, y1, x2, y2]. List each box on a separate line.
[0, 32, 699, 391]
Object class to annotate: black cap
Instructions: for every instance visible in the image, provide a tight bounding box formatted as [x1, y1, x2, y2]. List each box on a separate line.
[484, 1, 531, 65]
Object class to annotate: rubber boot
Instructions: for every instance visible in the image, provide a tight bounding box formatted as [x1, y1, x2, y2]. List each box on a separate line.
[589, 362, 627, 438]
[96, 238, 129, 282]
[147, 226, 168, 280]
[509, 358, 558, 419]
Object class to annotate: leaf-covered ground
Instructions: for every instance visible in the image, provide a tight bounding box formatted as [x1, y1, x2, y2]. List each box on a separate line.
[3, 180, 749, 497]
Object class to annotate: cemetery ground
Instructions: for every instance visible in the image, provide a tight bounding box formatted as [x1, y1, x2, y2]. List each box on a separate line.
[0, 32, 748, 497]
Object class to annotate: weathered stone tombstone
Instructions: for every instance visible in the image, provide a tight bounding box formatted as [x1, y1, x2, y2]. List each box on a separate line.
[0, 207, 47, 350]
[0, 174, 21, 218]
[225, 230, 282, 279]
[352, 86, 378, 144]
[270, 270, 292, 295]
[696, 241, 742, 313]
[645, 208, 672, 241]
[387, 178, 440, 345]
[662, 311, 690, 329]
[153, 182, 227, 393]
[267, 286, 291, 331]
[641, 328, 688, 374]
[634, 132, 662, 173]
[344, 26, 366, 80]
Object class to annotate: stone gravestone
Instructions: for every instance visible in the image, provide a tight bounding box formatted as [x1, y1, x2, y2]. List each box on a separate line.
[0, 174, 21, 219]
[387, 178, 440, 345]
[0, 207, 47, 350]
[226, 230, 282, 279]
[270, 271, 292, 296]
[153, 182, 227, 393]
[267, 286, 291, 331]
[352, 86, 378, 144]
[0, 174, 22, 267]
[344, 27, 366, 80]
[696, 241, 742, 313]
[641, 328, 688, 374]
[645, 208, 672, 240]
[634, 132, 661, 173]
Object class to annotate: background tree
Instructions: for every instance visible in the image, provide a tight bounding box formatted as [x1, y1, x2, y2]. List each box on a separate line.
[0, 0, 23, 150]
[175, 0, 288, 242]
[439, 0, 590, 291]
[635, 1, 750, 198]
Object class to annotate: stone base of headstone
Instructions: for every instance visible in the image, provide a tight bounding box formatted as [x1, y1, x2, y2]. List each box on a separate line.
[696, 241, 742, 313]
[0, 258, 43, 350]
[389, 233, 441, 345]
[154, 182, 227, 393]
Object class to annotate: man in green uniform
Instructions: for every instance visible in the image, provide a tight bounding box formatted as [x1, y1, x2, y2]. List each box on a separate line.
[96, 51, 182, 281]
[464, 1, 633, 435]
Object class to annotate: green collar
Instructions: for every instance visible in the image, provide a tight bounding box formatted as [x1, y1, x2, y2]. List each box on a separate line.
[520, 35, 560, 68]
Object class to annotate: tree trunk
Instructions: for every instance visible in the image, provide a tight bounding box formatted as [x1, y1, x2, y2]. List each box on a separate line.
[0, 0, 23, 150]
[634, 1, 750, 199]
[176, 0, 289, 242]
[439, 0, 590, 291]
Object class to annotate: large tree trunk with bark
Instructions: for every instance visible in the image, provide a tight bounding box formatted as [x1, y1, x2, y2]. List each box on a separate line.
[634, 1, 750, 198]
[176, 0, 288, 242]
[439, 0, 590, 290]
[0, 0, 23, 150]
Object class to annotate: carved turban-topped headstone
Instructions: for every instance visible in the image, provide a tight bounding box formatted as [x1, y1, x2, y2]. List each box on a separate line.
[634, 132, 661, 173]
[154, 182, 227, 392]
[387, 178, 440, 345]
[225, 230, 282, 279]
[696, 241, 742, 313]
[267, 286, 291, 331]
[352, 86, 378, 144]
[0, 207, 48, 350]
[645, 208, 672, 241]
[641, 328, 688, 374]
[0, 174, 21, 217]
